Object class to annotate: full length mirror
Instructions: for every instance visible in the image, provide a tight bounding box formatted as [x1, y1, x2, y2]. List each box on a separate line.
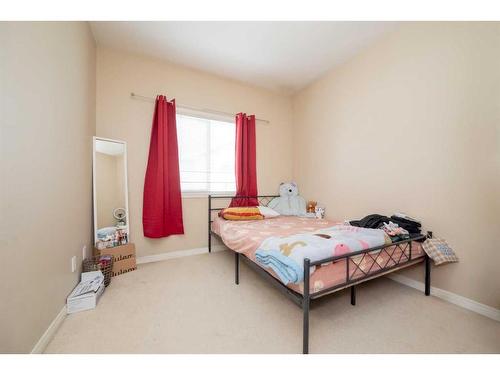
[93, 137, 129, 249]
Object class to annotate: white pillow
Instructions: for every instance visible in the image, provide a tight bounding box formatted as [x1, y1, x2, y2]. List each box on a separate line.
[258, 205, 280, 218]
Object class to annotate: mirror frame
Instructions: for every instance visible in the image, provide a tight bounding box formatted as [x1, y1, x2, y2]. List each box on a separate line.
[92, 136, 130, 246]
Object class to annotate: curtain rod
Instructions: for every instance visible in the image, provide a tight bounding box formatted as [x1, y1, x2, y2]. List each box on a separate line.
[130, 93, 270, 124]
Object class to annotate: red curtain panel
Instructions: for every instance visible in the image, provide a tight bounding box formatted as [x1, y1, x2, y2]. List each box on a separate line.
[230, 113, 259, 207]
[143, 95, 184, 238]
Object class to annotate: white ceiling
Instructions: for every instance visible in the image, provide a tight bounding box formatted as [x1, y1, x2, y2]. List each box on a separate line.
[90, 22, 397, 94]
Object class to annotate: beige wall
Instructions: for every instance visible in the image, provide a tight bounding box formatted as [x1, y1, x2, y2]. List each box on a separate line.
[2, 22, 497, 353]
[292, 22, 500, 308]
[96, 47, 293, 257]
[0, 22, 96, 352]
[95, 152, 126, 228]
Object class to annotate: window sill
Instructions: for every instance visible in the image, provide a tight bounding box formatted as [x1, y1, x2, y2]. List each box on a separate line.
[182, 192, 236, 199]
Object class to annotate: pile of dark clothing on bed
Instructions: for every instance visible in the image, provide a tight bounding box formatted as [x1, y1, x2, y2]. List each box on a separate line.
[349, 213, 423, 242]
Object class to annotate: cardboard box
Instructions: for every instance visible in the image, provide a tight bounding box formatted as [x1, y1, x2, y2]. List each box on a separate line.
[94, 243, 137, 277]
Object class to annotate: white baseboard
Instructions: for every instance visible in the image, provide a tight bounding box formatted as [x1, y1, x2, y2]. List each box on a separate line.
[386, 274, 500, 322]
[137, 245, 227, 265]
[31, 305, 67, 354]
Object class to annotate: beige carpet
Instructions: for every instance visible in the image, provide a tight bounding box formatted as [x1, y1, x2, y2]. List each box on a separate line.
[45, 251, 500, 354]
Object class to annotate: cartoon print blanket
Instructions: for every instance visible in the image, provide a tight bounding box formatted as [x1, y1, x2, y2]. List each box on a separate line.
[255, 225, 391, 285]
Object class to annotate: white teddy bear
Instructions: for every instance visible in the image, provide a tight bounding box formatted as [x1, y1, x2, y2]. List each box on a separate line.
[268, 182, 307, 216]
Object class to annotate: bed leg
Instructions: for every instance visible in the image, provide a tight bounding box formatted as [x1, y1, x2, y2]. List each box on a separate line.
[350, 285, 356, 306]
[425, 254, 431, 296]
[208, 195, 212, 253]
[425, 231, 432, 296]
[235, 252, 240, 285]
[303, 258, 310, 354]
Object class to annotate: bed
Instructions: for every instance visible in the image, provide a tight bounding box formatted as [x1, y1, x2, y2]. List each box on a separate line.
[208, 195, 431, 354]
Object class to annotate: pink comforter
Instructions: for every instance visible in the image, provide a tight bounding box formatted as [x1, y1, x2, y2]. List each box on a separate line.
[212, 216, 337, 256]
[212, 216, 424, 295]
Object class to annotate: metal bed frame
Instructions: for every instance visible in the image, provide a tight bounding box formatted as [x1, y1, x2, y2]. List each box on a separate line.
[208, 195, 432, 354]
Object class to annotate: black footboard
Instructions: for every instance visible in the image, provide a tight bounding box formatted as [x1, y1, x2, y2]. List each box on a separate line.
[208, 195, 431, 354]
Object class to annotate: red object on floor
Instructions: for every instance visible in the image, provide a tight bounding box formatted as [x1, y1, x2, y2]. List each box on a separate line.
[230, 113, 259, 207]
[143, 95, 184, 237]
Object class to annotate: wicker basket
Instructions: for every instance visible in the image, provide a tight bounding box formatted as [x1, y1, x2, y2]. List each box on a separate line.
[82, 256, 114, 287]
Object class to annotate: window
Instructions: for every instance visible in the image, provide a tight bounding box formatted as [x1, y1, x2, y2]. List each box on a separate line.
[177, 113, 236, 194]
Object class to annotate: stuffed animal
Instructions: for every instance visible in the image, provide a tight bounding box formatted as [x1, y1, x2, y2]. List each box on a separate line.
[307, 201, 317, 213]
[268, 182, 307, 216]
[314, 206, 325, 219]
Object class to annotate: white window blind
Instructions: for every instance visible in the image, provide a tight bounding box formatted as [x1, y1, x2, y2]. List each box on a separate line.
[177, 113, 236, 193]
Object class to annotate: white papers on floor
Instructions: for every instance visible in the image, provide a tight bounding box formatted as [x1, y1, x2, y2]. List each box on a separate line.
[67, 271, 105, 314]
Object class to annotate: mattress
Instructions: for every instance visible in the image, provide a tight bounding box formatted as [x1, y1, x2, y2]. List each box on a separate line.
[212, 216, 424, 295]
